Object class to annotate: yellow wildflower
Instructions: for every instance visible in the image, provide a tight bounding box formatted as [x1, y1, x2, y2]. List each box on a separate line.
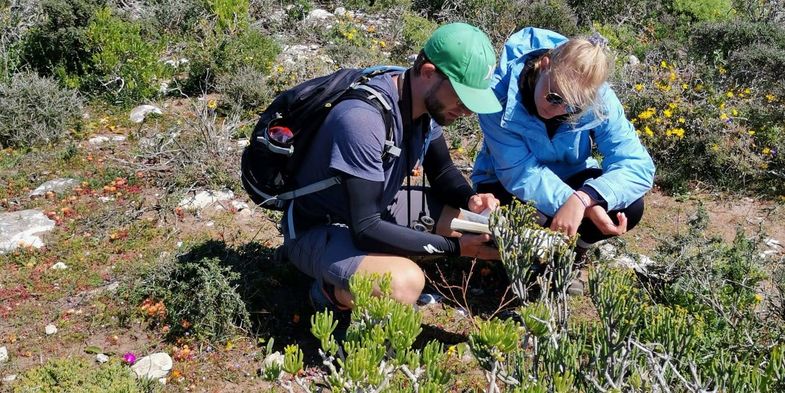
[668, 102, 677, 109]
[207, 99, 217, 109]
[754, 293, 764, 303]
[726, 91, 734, 98]
[731, 108, 738, 116]
[763, 147, 771, 155]
[720, 113, 729, 121]
[711, 144, 719, 152]
[720, 102, 726, 109]
[644, 126, 653, 137]
[660, 60, 668, 68]
[718, 66, 727, 75]
[669, 72, 676, 82]
[678, 117, 685, 124]
[681, 83, 688, 90]
[378, 40, 386, 48]
[673, 128, 685, 138]
[766, 94, 776, 102]
[663, 109, 673, 118]
[744, 88, 751, 95]
[748, 130, 756, 135]
[634, 83, 644, 92]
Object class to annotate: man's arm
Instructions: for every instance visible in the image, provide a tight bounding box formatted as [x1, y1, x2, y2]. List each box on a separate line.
[344, 175, 461, 256]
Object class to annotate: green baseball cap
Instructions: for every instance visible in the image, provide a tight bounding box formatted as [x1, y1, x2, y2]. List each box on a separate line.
[423, 23, 502, 114]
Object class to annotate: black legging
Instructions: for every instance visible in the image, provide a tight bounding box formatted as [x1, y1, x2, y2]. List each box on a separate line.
[476, 169, 645, 244]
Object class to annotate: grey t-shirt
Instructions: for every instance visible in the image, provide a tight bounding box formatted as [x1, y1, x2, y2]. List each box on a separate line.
[292, 72, 443, 224]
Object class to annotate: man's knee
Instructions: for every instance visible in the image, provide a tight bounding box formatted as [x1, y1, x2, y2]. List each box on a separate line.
[388, 265, 425, 305]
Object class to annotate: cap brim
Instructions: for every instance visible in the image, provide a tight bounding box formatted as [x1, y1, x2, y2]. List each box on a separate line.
[452, 81, 502, 114]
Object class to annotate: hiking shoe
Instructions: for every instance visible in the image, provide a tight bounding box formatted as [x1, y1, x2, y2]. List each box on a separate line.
[308, 281, 349, 313]
[308, 281, 351, 341]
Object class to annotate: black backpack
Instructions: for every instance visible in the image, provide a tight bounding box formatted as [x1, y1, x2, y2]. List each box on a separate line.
[241, 66, 405, 210]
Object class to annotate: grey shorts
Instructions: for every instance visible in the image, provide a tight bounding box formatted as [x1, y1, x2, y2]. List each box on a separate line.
[283, 187, 445, 290]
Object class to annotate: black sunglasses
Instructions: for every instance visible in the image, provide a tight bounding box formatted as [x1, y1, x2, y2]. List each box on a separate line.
[545, 73, 581, 115]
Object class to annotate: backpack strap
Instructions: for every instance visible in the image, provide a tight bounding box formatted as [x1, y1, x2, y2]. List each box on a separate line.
[349, 84, 399, 158]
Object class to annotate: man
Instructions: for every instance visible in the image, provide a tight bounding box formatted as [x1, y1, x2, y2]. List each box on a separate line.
[282, 23, 503, 311]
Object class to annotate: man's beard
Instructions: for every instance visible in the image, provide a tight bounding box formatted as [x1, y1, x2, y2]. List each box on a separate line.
[424, 80, 452, 126]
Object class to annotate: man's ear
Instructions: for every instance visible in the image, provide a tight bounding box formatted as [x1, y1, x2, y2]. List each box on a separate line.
[419, 62, 438, 80]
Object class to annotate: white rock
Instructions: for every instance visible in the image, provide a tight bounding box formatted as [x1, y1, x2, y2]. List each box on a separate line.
[50, 262, 68, 270]
[96, 353, 109, 363]
[2, 374, 16, 382]
[627, 55, 640, 66]
[45, 324, 57, 335]
[29, 178, 79, 197]
[0, 209, 56, 254]
[178, 190, 234, 210]
[334, 6, 346, 15]
[230, 201, 249, 211]
[129, 105, 163, 123]
[305, 9, 333, 23]
[236, 139, 249, 148]
[131, 353, 173, 380]
[0, 346, 8, 363]
[89, 135, 110, 145]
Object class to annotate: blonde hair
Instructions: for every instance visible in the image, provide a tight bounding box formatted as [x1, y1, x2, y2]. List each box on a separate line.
[548, 33, 614, 121]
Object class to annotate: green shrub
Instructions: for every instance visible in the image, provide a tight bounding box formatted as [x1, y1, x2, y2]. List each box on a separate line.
[0, 72, 83, 148]
[14, 357, 148, 392]
[689, 20, 785, 59]
[436, 0, 578, 48]
[207, 0, 249, 35]
[326, 17, 388, 67]
[218, 28, 279, 75]
[567, 0, 661, 26]
[143, 0, 208, 35]
[390, 11, 436, 62]
[672, 0, 734, 22]
[19, 0, 106, 83]
[342, 0, 412, 11]
[134, 254, 250, 342]
[216, 65, 271, 111]
[85, 7, 168, 104]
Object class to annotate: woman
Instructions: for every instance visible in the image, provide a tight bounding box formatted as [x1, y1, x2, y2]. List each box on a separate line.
[472, 27, 655, 254]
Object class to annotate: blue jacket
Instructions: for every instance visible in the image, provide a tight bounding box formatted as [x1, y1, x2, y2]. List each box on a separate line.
[471, 27, 655, 216]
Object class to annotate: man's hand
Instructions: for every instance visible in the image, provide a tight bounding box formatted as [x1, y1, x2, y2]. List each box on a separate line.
[550, 194, 586, 236]
[468, 193, 500, 214]
[585, 206, 628, 236]
[459, 233, 500, 260]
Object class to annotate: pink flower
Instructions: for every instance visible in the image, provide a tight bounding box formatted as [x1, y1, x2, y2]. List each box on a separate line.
[122, 352, 137, 365]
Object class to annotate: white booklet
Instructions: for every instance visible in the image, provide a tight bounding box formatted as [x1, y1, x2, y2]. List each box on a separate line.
[450, 209, 492, 235]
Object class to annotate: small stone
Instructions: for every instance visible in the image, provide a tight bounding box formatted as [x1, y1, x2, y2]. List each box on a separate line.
[178, 190, 234, 210]
[2, 374, 16, 382]
[88, 135, 110, 145]
[29, 178, 79, 198]
[96, 353, 109, 363]
[45, 324, 57, 335]
[305, 9, 333, 23]
[50, 262, 68, 270]
[0, 209, 56, 254]
[131, 353, 173, 380]
[129, 104, 163, 123]
[627, 55, 640, 66]
[0, 346, 8, 363]
[230, 201, 249, 211]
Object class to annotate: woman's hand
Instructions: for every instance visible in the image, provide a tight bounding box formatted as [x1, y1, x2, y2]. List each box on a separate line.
[585, 206, 628, 236]
[550, 194, 586, 236]
[467, 193, 500, 214]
